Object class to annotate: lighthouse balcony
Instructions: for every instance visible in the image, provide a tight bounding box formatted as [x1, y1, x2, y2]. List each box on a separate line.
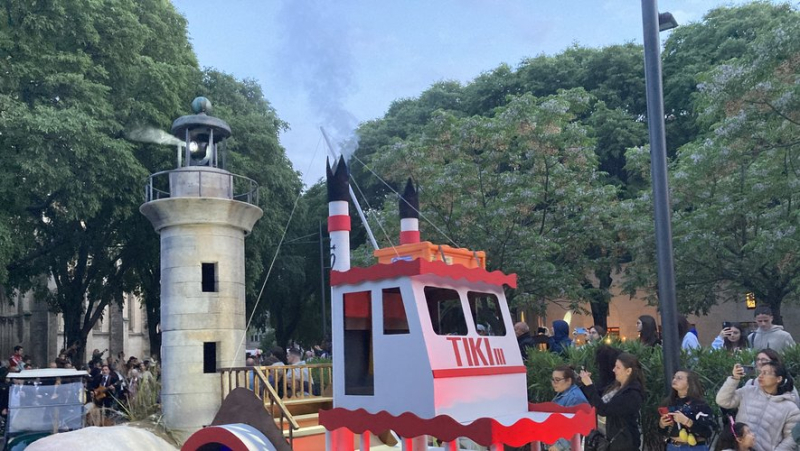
[144, 167, 259, 205]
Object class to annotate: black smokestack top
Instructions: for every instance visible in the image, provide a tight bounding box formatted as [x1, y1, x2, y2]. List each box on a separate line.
[399, 178, 419, 219]
[326, 156, 349, 202]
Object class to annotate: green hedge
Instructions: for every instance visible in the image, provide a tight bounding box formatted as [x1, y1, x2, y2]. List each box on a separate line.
[523, 341, 782, 450]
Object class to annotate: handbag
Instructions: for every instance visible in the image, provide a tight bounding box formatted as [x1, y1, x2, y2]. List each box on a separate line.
[584, 430, 611, 451]
[584, 428, 626, 451]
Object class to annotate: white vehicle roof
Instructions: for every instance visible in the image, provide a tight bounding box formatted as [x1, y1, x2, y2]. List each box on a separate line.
[7, 368, 89, 379]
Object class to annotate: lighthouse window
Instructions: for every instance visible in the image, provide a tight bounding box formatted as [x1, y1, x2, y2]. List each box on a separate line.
[343, 291, 374, 395]
[467, 292, 507, 336]
[382, 287, 409, 335]
[424, 287, 467, 336]
[201, 262, 217, 292]
[203, 342, 217, 374]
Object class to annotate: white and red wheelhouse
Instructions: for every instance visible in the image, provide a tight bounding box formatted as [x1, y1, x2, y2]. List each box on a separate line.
[322, 158, 594, 450]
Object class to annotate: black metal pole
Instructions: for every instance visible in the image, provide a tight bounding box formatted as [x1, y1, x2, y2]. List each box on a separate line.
[641, 0, 680, 393]
[319, 222, 328, 340]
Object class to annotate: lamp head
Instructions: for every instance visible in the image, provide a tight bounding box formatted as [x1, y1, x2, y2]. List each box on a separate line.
[658, 12, 678, 32]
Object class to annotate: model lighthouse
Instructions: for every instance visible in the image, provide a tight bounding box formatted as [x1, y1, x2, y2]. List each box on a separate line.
[140, 97, 263, 439]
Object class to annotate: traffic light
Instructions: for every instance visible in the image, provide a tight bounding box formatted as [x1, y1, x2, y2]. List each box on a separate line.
[746, 292, 756, 309]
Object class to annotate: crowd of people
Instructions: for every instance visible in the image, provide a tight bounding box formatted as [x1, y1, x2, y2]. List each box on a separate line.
[1, 344, 159, 422]
[516, 305, 800, 450]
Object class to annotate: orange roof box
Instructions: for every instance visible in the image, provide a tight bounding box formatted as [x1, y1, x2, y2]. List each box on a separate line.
[373, 241, 486, 269]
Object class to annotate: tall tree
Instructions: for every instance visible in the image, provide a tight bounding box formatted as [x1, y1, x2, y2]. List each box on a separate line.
[622, 2, 800, 322]
[662, 1, 795, 154]
[0, 0, 199, 363]
[362, 89, 620, 316]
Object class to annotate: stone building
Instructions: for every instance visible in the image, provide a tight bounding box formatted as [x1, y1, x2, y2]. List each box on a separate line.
[0, 286, 150, 369]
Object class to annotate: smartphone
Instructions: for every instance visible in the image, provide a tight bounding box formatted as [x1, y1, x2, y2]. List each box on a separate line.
[657, 407, 669, 416]
[722, 321, 733, 329]
[742, 365, 755, 377]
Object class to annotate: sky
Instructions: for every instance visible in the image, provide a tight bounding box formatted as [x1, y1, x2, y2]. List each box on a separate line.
[171, 0, 763, 187]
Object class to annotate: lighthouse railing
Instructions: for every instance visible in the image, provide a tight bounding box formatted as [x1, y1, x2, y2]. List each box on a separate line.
[144, 169, 259, 204]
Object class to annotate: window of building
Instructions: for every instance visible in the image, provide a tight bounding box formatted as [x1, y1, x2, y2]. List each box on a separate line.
[425, 287, 467, 336]
[382, 288, 409, 335]
[127, 293, 135, 332]
[467, 291, 506, 336]
[202, 262, 217, 292]
[344, 291, 374, 395]
[203, 342, 217, 374]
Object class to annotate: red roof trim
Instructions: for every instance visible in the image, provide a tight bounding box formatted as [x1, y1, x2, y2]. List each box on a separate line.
[331, 259, 517, 288]
[318, 403, 595, 447]
[432, 366, 526, 378]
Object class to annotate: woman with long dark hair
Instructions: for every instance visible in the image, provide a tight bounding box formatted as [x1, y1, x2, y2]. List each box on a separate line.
[712, 323, 749, 351]
[637, 315, 660, 346]
[717, 360, 800, 450]
[580, 352, 644, 450]
[659, 370, 716, 450]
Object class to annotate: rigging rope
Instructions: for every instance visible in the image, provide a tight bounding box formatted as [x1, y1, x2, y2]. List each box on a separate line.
[348, 151, 460, 248]
[230, 134, 324, 367]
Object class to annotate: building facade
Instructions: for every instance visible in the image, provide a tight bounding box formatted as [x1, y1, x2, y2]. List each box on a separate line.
[0, 286, 150, 369]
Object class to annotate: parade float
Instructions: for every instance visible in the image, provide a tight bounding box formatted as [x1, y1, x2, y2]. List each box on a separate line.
[319, 157, 595, 450]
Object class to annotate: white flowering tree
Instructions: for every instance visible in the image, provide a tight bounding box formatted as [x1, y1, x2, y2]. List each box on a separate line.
[359, 89, 620, 316]
[622, 5, 800, 322]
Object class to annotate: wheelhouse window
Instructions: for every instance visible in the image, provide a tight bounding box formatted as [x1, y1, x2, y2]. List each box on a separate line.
[425, 287, 467, 336]
[343, 291, 374, 395]
[382, 287, 409, 335]
[467, 291, 507, 336]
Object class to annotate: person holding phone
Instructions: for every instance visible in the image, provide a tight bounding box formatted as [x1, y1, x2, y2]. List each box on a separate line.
[742, 349, 800, 408]
[716, 361, 800, 450]
[580, 352, 644, 451]
[658, 370, 715, 450]
[712, 322, 749, 352]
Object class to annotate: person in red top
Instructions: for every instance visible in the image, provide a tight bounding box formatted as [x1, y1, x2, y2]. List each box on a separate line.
[8, 346, 23, 372]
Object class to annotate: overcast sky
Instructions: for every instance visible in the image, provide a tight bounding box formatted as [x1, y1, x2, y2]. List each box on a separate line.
[171, 0, 764, 187]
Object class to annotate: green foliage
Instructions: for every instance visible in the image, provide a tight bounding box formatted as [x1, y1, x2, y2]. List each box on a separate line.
[525, 343, 765, 449]
[359, 89, 620, 315]
[0, 0, 199, 361]
[119, 378, 162, 422]
[623, 2, 800, 319]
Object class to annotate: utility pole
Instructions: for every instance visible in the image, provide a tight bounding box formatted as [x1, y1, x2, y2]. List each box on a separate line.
[641, 0, 680, 392]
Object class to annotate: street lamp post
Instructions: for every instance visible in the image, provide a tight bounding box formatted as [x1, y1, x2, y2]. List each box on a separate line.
[641, 0, 680, 393]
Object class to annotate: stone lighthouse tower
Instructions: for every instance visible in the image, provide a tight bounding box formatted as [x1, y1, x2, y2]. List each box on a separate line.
[140, 97, 263, 439]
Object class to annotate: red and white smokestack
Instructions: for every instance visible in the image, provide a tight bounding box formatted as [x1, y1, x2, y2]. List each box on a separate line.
[399, 178, 420, 245]
[327, 156, 351, 271]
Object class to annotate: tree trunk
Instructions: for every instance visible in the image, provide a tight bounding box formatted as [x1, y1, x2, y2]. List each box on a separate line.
[62, 305, 86, 367]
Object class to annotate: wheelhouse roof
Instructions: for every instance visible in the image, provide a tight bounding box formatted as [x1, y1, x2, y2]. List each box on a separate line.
[330, 258, 517, 288]
[7, 368, 89, 379]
